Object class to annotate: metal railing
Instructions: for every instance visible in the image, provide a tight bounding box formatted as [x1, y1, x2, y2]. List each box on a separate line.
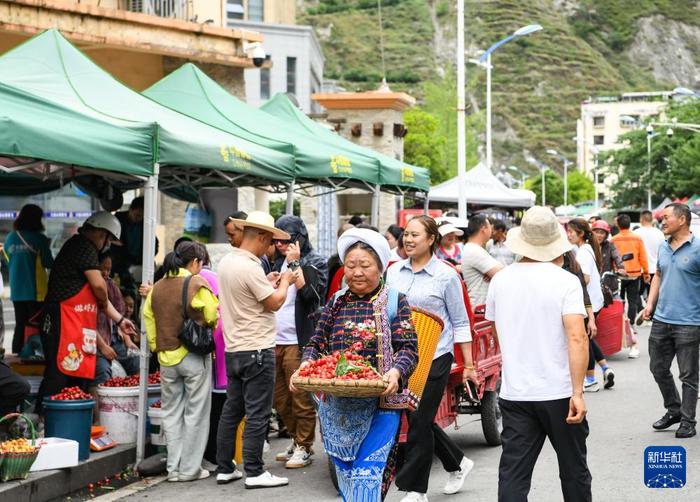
[126, 0, 188, 21]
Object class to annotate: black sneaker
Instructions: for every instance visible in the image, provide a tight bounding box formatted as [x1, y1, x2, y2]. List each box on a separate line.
[675, 423, 696, 439]
[653, 413, 681, 430]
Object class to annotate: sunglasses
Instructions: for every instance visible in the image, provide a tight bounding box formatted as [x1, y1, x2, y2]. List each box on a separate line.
[273, 239, 292, 245]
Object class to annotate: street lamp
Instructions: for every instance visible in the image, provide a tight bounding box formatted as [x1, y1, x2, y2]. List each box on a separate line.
[645, 125, 674, 211]
[456, 0, 467, 219]
[477, 24, 543, 172]
[540, 166, 548, 206]
[546, 149, 572, 207]
[506, 165, 528, 188]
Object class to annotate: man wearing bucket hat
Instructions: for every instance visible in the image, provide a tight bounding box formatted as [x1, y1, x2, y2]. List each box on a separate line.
[36, 212, 138, 415]
[215, 211, 300, 489]
[485, 206, 591, 501]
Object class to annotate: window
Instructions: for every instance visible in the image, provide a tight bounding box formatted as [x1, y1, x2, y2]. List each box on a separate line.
[593, 135, 604, 145]
[286, 57, 297, 96]
[248, 0, 264, 22]
[260, 68, 270, 100]
[226, 0, 244, 21]
[593, 116, 605, 128]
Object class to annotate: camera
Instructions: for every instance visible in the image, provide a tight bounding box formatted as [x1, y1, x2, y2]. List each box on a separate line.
[244, 42, 267, 68]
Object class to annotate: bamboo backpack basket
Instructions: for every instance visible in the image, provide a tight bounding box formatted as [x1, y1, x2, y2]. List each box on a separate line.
[408, 307, 444, 398]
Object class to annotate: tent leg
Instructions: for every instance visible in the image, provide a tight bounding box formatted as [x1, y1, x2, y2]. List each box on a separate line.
[371, 184, 380, 227]
[285, 183, 294, 215]
[136, 165, 159, 466]
[423, 194, 429, 215]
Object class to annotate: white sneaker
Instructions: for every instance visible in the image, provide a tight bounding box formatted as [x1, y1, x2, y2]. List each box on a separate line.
[603, 368, 615, 389]
[167, 471, 179, 482]
[216, 468, 243, 485]
[285, 445, 312, 469]
[201, 459, 217, 472]
[263, 440, 271, 453]
[276, 441, 295, 461]
[444, 456, 474, 494]
[629, 345, 640, 359]
[400, 492, 429, 502]
[178, 468, 210, 482]
[244, 471, 289, 489]
[583, 380, 600, 393]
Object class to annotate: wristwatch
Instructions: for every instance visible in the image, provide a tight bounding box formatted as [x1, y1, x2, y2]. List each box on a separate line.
[289, 260, 301, 270]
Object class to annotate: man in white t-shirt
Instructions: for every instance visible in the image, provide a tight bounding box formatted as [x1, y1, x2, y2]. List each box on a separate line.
[485, 206, 591, 501]
[461, 215, 503, 306]
[634, 210, 666, 302]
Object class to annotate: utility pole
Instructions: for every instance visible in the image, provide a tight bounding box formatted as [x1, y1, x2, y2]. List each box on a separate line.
[456, 0, 467, 219]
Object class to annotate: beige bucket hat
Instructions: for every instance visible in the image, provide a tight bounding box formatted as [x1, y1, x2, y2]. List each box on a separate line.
[227, 211, 291, 241]
[505, 206, 572, 262]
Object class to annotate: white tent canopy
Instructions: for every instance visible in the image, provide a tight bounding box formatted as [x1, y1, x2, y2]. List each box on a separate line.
[429, 162, 536, 208]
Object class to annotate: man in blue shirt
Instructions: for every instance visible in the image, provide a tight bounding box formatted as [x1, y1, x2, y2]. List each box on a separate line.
[643, 203, 700, 438]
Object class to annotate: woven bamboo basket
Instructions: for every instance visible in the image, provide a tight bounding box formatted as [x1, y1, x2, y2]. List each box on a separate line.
[0, 413, 40, 482]
[291, 377, 388, 397]
[408, 307, 444, 398]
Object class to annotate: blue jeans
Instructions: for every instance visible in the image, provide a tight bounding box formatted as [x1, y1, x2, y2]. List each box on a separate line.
[649, 321, 700, 426]
[95, 334, 140, 385]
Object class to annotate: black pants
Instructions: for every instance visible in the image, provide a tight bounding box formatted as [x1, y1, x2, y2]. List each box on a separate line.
[35, 303, 89, 415]
[498, 398, 591, 502]
[649, 321, 700, 426]
[216, 349, 275, 477]
[204, 392, 227, 465]
[396, 353, 463, 494]
[586, 311, 604, 371]
[0, 360, 30, 416]
[620, 279, 641, 322]
[11, 301, 42, 355]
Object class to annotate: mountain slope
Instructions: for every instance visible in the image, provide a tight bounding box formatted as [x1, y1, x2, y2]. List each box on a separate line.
[300, 0, 700, 178]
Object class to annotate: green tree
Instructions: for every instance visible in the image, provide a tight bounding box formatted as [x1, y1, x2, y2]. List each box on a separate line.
[526, 170, 564, 206]
[567, 171, 595, 204]
[421, 67, 483, 181]
[269, 198, 300, 221]
[404, 108, 447, 183]
[602, 101, 700, 208]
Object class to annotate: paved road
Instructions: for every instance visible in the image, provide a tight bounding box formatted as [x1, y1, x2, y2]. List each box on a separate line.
[123, 325, 700, 502]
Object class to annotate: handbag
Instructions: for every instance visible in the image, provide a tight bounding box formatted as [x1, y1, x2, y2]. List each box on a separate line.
[178, 275, 215, 355]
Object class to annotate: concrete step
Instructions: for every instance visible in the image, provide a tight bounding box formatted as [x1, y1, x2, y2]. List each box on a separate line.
[0, 444, 136, 502]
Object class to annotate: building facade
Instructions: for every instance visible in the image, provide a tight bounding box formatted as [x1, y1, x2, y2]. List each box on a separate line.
[577, 92, 672, 199]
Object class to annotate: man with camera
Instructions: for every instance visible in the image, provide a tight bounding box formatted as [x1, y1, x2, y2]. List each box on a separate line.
[215, 212, 300, 489]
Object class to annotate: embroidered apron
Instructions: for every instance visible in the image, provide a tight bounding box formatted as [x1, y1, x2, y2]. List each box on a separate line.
[56, 283, 99, 378]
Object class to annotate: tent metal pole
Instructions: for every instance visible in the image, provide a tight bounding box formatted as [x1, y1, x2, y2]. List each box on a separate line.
[136, 163, 159, 466]
[371, 184, 381, 227]
[424, 193, 429, 215]
[285, 183, 295, 215]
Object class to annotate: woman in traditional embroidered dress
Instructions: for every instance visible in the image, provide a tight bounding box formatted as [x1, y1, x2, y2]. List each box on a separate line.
[295, 228, 418, 502]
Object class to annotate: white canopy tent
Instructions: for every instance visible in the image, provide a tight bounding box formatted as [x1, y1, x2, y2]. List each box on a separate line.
[428, 162, 536, 208]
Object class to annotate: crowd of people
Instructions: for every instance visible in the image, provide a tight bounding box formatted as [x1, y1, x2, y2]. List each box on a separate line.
[0, 200, 697, 501]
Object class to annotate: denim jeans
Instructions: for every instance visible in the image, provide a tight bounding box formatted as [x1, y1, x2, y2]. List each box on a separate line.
[649, 321, 700, 426]
[216, 349, 275, 477]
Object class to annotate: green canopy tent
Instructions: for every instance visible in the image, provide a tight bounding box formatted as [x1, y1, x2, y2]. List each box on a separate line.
[0, 29, 298, 465]
[261, 93, 431, 195]
[0, 30, 296, 201]
[260, 93, 430, 223]
[144, 63, 381, 205]
[0, 81, 156, 195]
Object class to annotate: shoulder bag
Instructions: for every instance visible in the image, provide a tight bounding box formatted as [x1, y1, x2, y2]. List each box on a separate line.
[178, 275, 215, 355]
